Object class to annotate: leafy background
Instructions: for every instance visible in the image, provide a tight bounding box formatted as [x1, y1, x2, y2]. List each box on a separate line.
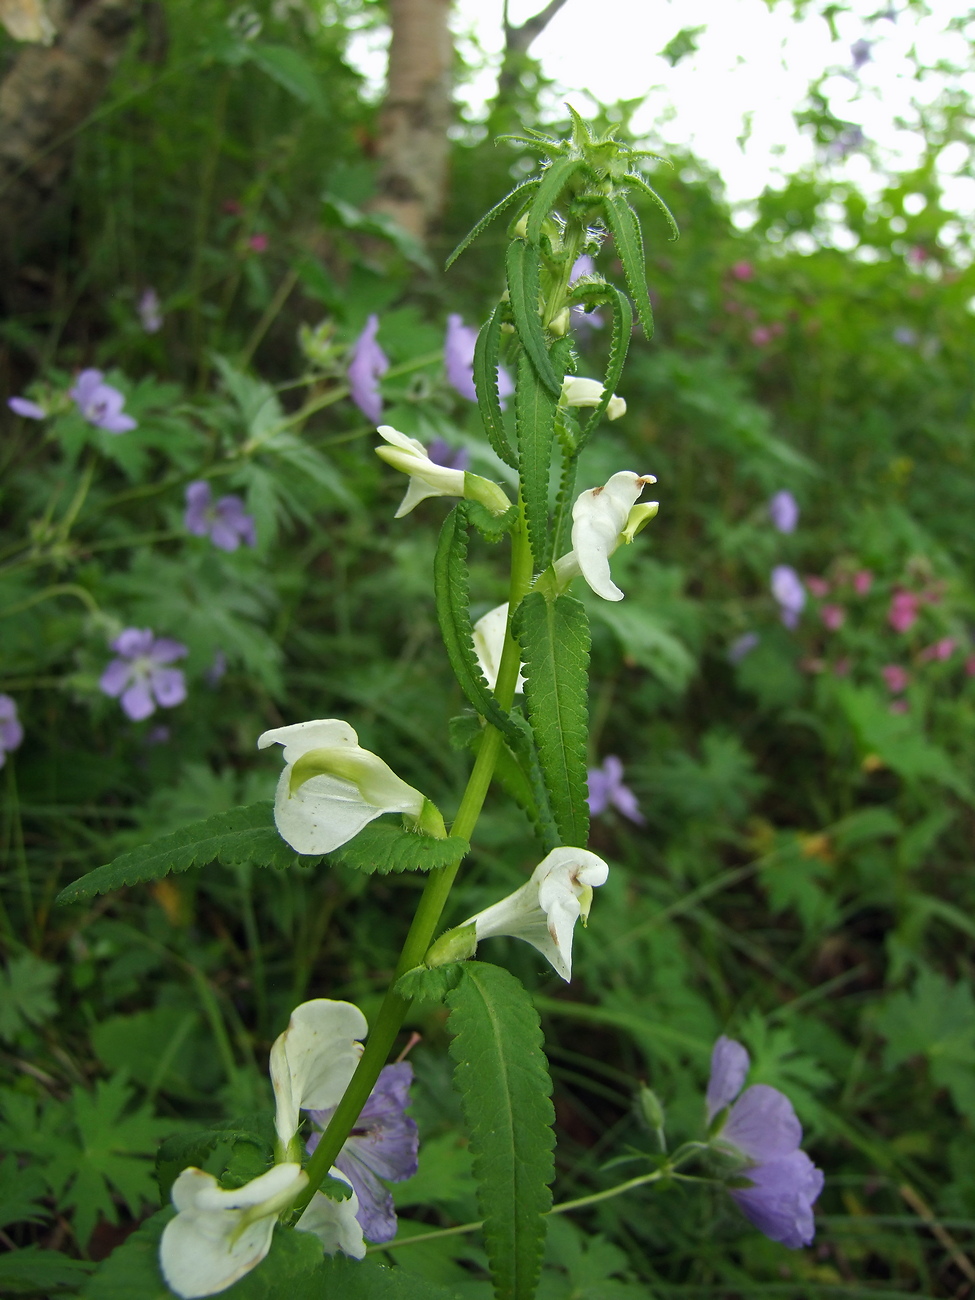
[2, 0, 975, 1295]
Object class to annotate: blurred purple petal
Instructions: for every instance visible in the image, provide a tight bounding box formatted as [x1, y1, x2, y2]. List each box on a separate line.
[69, 369, 103, 407]
[771, 566, 805, 626]
[426, 438, 470, 471]
[722, 1084, 803, 1162]
[586, 755, 644, 825]
[99, 658, 132, 698]
[444, 314, 478, 402]
[184, 481, 212, 535]
[728, 632, 759, 664]
[8, 397, 46, 419]
[0, 695, 24, 756]
[768, 491, 799, 534]
[111, 627, 155, 658]
[121, 680, 155, 721]
[148, 638, 188, 665]
[730, 1151, 824, 1248]
[149, 667, 187, 709]
[205, 649, 228, 688]
[706, 1036, 750, 1121]
[138, 288, 163, 333]
[348, 314, 389, 423]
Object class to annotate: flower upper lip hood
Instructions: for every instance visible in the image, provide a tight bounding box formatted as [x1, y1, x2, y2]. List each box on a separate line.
[556, 471, 658, 602]
[258, 718, 426, 855]
[560, 376, 626, 421]
[375, 425, 466, 517]
[463, 846, 610, 982]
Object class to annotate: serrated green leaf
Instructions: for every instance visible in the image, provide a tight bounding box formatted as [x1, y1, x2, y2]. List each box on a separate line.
[330, 822, 469, 875]
[505, 240, 561, 396]
[0, 952, 58, 1043]
[515, 351, 559, 572]
[576, 285, 632, 452]
[525, 157, 588, 245]
[155, 1124, 273, 1203]
[473, 308, 518, 469]
[445, 179, 540, 270]
[0, 1246, 94, 1294]
[624, 171, 680, 241]
[515, 593, 591, 847]
[433, 505, 520, 742]
[397, 962, 466, 1004]
[56, 803, 319, 904]
[461, 713, 559, 854]
[601, 195, 654, 340]
[0, 1156, 48, 1231]
[445, 963, 555, 1300]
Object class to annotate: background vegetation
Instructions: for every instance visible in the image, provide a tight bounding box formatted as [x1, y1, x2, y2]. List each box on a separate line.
[2, 0, 975, 1295]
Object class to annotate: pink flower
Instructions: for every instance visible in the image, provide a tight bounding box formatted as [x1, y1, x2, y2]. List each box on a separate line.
[248, 233, 268, 253]
[888, 591, 919, 633]
[806, 576, 830, 598]
[881, 665, 909, 694]
[821, 604, 845, 631]
[730, 261, 754, 281]
[852, 570, 872, 595]
[919, 637, 956, 663]
[750, 326, 772, 346]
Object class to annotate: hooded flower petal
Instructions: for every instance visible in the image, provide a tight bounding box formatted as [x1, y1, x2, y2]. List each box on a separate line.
[560, 376, 626, 421]
[464, 846, 609, 981]
[295, 1175, 366, 1260]
[269, 999, 367, 1154]
[159, 1163, 307, 1298]
[258, 718, 426, 854]
[568, 471, 657, 602]
[375, 425, 466, 517]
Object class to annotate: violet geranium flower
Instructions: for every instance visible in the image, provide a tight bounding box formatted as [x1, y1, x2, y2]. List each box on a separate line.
[0, 696, 24, 768]
[768, 490, 799, 534]
[7, 396, 47, 420]
[100, 628, 188, 721]
[348, 315, 389, 423]
[707, 1035, 824, 1249]
[771, 565, 806, 629]
[444, 314, 513, 406]
[306, 1062, 419, 1244]
[184, 481, 257, 552]
[587, 755, 645, 825]
[69, 369, 137, 433]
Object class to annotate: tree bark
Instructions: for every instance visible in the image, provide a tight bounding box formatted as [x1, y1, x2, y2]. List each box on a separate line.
[496, 0, 570, 101]
[372, 0, 453, 245]
[0, 0, 138, 268]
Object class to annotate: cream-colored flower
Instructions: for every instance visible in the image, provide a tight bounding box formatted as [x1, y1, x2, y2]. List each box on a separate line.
[472, 603, 525, 693]
[463, 846, 610, 981]
[375, 425, 511, 518]
[560, 376, 626, 421]
[258, 719, 425, 854]
[269, 999, 367, 1157]
[555, 471, 658, 602]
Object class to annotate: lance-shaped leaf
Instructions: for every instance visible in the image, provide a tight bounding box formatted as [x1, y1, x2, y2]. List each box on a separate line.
[445, 963, 555, 1300]
[515, 350, 560, 572]
[572, 284, 632, 453]
[445, 178, 540, 269]
[525, 155, 590, 245]
[505, 239, 561, 396]
[624, 170, 680, 242]
[601, 193, 654, 340]
[56, 802, 322, 904]
[473, 307, 518, 469]
[434, 505, 520, 743]
[515, 593, 591, 848]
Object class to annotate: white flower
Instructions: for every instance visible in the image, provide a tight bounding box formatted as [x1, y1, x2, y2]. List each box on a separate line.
[555, 471, 657, 602]
[376, 426, 466, 517]
[463, 846, 610, 981]
[258, 719, 425, 855]
[269, 999, 368, 1156]
[295, 1175, 366, 1261]
[560, 376, 626, 421]
[472, 603, 525, 693]
[160, 1164, 309, 1298]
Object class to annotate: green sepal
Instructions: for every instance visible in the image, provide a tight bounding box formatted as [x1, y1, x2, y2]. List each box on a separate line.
[423, 921, 478, 968]
[57, 802, 322, 904]
[445, 962, 555, 1300]
[445, 178, 540, 269]
[505, 239, 562, 396]
[601, 192, 654, 340]
[329, 822, 469, 875]
[525, 155, 590, 245]
[433, 504, 521, 743]
[514, 592, 591, 848]
[414, 797, 448, 839]
[473, 307, 518, 469]
[466, 499, 519, 542]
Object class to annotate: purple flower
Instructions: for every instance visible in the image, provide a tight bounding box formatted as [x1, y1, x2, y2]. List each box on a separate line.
[99, 628, 188, 721]
[707, 1035, 824, 1249]
[184, 481, 257, 552]
[0, 696, 24, 768]
[138, 288, 163, 334]
[771, 565, 806, 629]
[587, 755, 645, 825]
[768, 490, 799, 534]
[7, 396, 47, 420]
[728, 631, 760, 664]
[68, 369, 137, 434]
[348, 315, 389, 423]
[307, 1062, 418, 1244]
[426, 438, 470, 471]
[444, 314, 513, 406]
[205, 649, 228, 688]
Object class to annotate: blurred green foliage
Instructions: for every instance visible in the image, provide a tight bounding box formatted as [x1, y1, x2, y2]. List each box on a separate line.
[2, 0, 975, 1295]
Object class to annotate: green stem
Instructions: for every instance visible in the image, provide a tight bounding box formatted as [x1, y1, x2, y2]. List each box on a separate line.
[291, 516, 535, 1218]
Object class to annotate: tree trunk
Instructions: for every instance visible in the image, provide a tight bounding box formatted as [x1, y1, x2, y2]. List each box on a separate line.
[0, 0, 138, 269]
[372, 0, 453, 245]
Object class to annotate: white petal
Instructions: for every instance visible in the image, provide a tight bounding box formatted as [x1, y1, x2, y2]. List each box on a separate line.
[377, 425, 428, 458]
[296, 1172, 366, 1260]
[270, 1000, 367, 1150]
[273, 769, 391, 854]
[160, 1165, 306, 1299]
[258, 719, 359, 764]
[472, 603, 525, 693]
[571, 472, 653, 602]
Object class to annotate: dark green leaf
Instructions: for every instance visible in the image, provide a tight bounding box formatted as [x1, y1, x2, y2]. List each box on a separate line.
[319, 1256, 466, 1299]
[433, 505, 520, 742]
[576, 285, 632, 452]
[56, 804, 321, 905]
[515, 351, 559, 571]
[330, 822, 469, 875]
[0, 952, 58, 1043]
[249, 44, 328, 114]
[445, 179, 540, 270]
[446, 963, 555, 1300]
[473, 308, 518, 469]
[515, 593, 591, 847]
[525, 157, 588, 245]
[396, 963, 466, 1004]
[155, 1125, 273, 1203]
[624, 171, 680, 241]
[601, 194, 654, 339]
[0, 1247, 94, 1295]
[505, 240, 561, 396]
